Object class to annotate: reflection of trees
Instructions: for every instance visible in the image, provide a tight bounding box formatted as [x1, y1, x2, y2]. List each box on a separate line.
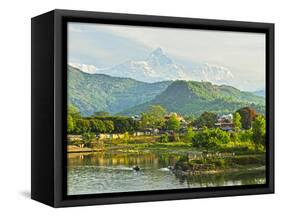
[174, 170, 266, 187]
[67, 151, 266, 193]
[67, 151, 182, 168]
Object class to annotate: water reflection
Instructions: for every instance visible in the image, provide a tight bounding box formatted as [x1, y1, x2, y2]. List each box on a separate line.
[67, 151, 266, 195]
[68, 151, 181, 169]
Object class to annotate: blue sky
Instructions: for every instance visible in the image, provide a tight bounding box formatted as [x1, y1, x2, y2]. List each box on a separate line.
[68, 22, 265, 91]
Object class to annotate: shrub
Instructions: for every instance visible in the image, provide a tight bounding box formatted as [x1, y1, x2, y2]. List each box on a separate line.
[192, 128, 230, 150]
[169, 133, 180, 142]
[183, 127, 195, 143]
[213, 158, 226, 168]
[81, 132, 95, 147]
[174, 156, 192, 171]
[239, 129, 253, 142]
[123, 132, 130, 143]
[159, 133, 169, 143]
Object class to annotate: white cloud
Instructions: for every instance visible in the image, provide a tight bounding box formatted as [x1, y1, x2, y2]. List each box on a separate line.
[68, 22, 265, 91]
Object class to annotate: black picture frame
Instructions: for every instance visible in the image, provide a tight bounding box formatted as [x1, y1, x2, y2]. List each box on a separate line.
[31, 9, 274, 207]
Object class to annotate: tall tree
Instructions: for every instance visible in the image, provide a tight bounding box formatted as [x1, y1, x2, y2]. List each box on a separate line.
[237, 107, 257, 129]
[67, 115, 75, 133]
[166, 114, 180, 131]
[140, 105, 166, 129]
[184, 126, 195, 143]
[252, 115, 266, 147]
[81, 132, 94, 148]
[111, 116, 137, 133]
[146, 105, 166, 118]
[75, 119, 90, 134]
[89, 119, 106, 133]
[233, 112, 242, 131]
[103, 120, 114, 133]
[193, 112, 217, 128]
[68, 104, 81, 118]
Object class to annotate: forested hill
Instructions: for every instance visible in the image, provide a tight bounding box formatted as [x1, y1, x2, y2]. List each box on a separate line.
[68, 65, 172, 116]
[68, 65, 265, 117]
[121, 80, 265, 116]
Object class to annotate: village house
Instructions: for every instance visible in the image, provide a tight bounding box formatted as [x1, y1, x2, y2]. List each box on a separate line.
[215, 114, 234, 131]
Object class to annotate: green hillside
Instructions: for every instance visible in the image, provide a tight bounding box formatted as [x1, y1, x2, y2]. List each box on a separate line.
[121, 80, 265, 116]
[68, 65, 265, 117]
[68, 65, 172, 116]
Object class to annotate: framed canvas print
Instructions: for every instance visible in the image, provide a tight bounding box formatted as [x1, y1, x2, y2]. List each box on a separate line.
[31, 9, 274, 207]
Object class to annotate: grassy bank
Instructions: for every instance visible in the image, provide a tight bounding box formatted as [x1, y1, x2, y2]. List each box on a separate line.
[68, 133, 265, 155]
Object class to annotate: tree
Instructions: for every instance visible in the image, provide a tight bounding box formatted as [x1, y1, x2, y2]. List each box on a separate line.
[89, 119, 106, 134]
[113, 116, 136, 133]
[92, 111, 110, 117]
[67, 115, 75, 133]
[192, 127, 210, 149]
[146, 105, 166, 117]
[140, 113, 151, 129]
[103, 120, 114, 133]
[233, 112, 242, 131]
[140, 105, 166, 130]
[184, 126, 195, 143]
[193, 112, 217, 128]
[166, 114, 180, 131]
[68, 105, 81, 118]
[75, 119, 90, 134]
[239, 129, 253, 142]
[184, 115, 195, 126]
[169, 132, 180, 142]
[213, 128, 231, 145]
[159, 133, 169, 143]
[252, 115, 266, 147]
[81, 132, 94, 147]
[192, 128, 230, 150]
[237, 107, 257, 129]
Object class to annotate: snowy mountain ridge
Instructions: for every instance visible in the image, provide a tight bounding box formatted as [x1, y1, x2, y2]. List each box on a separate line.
[69, 48, 234, 84]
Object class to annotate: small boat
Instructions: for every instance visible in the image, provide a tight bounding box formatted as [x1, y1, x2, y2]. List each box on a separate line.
[132, 165, 140, 171]
[168, 166, 174, 170]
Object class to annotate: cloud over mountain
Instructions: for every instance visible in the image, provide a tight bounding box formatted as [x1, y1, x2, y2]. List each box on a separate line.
[70, 48, 234, 85]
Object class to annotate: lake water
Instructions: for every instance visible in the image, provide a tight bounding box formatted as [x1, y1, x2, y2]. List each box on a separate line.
[67, 150, 266, 195]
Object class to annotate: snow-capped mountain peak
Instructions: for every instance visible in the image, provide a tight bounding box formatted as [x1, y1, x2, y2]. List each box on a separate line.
[69, 62, 97, 74]
[92, 48, 187, 83]
[69, 48, 234, 85]
[190, 63, 234, 84]
[147, 47, 173, 66]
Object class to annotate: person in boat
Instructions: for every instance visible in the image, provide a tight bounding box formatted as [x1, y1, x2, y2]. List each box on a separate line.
[132, 165, 140, 171]
[168, 166, 174, 170]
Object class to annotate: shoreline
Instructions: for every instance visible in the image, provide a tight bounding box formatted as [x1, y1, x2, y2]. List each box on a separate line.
[173, 165, 266, 176]
[67, 144, 265, 155]
[67, 145, 132, 153]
